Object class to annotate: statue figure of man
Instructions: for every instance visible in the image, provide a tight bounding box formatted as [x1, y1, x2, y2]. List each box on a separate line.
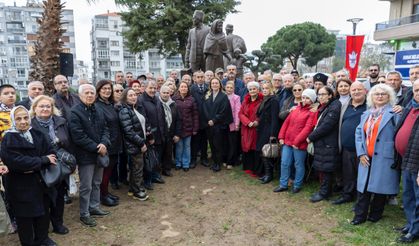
[203, 19, 231, 73]
[185, 10, 210, 72]
[224, 24, 247, 71]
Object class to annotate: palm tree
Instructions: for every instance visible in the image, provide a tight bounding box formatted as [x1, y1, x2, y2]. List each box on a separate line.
[29, 0, 65, 95]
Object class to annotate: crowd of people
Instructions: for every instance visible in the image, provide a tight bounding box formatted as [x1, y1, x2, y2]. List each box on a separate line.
[0, 63, 419, 245]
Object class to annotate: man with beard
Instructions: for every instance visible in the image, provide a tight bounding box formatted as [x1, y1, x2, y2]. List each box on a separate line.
[363, 64, 380, 91]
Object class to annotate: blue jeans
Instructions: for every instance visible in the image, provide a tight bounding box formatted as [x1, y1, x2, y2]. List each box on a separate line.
[175, 136, 191, 168]
[279, 145, 306, 189]
[402, 170, 419, 236]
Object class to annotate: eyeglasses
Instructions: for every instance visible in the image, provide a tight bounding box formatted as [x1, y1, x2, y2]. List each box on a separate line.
[293, 89, 302, 92]
[373, 92, 388, 97]
[317, 93, 329, 97]
[54, 80, 68, 85]
[114, 89, 123, 93]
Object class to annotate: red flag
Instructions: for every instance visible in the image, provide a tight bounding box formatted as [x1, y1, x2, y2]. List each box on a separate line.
[345, 35, 364, 81]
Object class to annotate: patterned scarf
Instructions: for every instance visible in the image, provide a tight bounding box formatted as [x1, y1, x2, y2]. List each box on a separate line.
[159, 96, 173, 129]
[0, 103, 13, 112]
[365, 106, 385, 148]
[36, 116, 58, 144]
[6, 106, 33, 144]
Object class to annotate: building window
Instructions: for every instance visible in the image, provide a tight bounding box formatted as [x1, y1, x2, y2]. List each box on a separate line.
[95, 17, 108, 29]
[414, 2, 419, 15]
[97, 50, 109, 59]
[97, 40, 108, 48]
[17, 68, 25, 78]
[110, 40, 119, 46]
[125, 59, 136, 69]
[110, 50, 120, 57]
[111, 20, 118, 29]
[110, 61, 120, 67]
[10, 57, 28, 67]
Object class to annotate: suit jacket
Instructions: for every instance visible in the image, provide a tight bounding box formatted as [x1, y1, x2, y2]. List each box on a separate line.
[202, 91, 233, 132]
[191, 83, 209, 129]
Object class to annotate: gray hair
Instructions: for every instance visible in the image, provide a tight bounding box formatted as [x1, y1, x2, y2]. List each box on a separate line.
[226, 64, 237, 70]
[243, 72, 255, 79]
[78, 84, 96, 95]
[410, 64, 419, 71]
[247, 81, 260, 90]
[143, 79, 157, 88]
[160, 85, 171, 93]
[366, 83, 396, 108]
[386, 70, 402, 80]
[28, 81, 44, 89]
[283, 74, 294, 81]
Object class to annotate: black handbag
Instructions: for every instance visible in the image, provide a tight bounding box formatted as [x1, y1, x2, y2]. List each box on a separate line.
[56, 148, 76, 176]
[97, 154, 110, 168]
[40, 163, 62, 188]
[144, 145, 159, 173]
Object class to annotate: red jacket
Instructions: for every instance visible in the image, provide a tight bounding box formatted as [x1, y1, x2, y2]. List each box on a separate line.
[239, 93, 263, 152]
[278, 103, 316, 150]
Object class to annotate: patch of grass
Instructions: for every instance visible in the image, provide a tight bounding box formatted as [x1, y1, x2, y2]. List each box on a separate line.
[300, 182, 406, 245]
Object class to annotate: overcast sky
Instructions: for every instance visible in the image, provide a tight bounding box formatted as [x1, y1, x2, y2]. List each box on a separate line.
[3, 0, 390, 67]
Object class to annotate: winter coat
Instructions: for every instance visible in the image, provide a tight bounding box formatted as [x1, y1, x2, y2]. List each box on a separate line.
[256, 96, 280, 151]
[165, 100, 182, 138]
[31, 115, 73, 153]
[308, 99, 341, 172]
[53, 92, 81, 121]
[202, 91, 233, 131]
[69, 102, 110, 166]
[190, 83, 209, 129]
[119, 103, 147, 155]
[95, 99, 122, 155]
[137, 93, 167, 145]
[355, 105, 400, 195]
[396, 105, 419, 173]
[0, 129, 54, 217]
[239, 93, 263, 152]
[279, 103, 316, 150]
[228, 93, 241, 132]
[173, 94, 199, 138]
[16, 98, 31, 110]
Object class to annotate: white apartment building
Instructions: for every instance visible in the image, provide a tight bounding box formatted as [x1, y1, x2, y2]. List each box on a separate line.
[0, 1, 76, 97]
[91, 12, 183, 83]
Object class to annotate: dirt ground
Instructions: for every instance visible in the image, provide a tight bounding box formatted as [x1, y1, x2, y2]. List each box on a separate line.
[1, 165, 346, 246]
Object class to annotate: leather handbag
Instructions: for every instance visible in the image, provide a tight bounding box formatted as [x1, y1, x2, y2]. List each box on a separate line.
[97, 154, 110, 168]
[56, 148, 76, 176]
[261, 139, 279, 158]
[40, 162, 62, 188]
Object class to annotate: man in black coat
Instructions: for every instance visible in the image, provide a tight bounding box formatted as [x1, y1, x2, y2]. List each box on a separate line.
[16, 81, 44, 110]
[53, 75, 81, 121]
[190, 71, 209, 167]
[69, 84, 110, 227]
[137, 80, 167, 186]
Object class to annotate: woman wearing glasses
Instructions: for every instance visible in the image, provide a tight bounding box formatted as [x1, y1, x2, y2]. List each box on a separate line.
[351, 84, 400, 225]
[279, 82, 305, 121]
[307, 86, 342, 202]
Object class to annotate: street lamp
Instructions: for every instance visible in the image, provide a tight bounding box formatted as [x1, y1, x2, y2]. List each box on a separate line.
[347, 18, 364, 35]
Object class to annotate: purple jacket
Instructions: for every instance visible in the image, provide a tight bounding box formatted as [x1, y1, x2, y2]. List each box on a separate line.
[228, 94, 241, 131]
[173, 94, 199, 138]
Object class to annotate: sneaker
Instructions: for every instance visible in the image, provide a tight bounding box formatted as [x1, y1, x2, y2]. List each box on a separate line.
[80, 216, 97, 227]
[127, 189, 134, 196]
[133, 191, 149, 201]
[89, 208, 111, 217]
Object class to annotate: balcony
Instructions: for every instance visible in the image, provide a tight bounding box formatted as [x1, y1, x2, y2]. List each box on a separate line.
[374, 14, 419, 41]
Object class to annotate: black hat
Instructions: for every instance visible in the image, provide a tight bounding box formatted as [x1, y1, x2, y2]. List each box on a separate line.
[137, 74, 146, 80]
[291, 69, 299, 75]
[313, 73, 328, 85]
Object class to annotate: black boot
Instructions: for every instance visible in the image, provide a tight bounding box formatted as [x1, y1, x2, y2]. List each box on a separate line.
[261, 159, 273, 184]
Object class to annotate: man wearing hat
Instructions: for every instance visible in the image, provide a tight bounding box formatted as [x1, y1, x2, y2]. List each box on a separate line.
[291, 69, 299, 82]
[215, 67, 224, 80]
[185, 10, 210, 72]
[313, 73, 328, 93]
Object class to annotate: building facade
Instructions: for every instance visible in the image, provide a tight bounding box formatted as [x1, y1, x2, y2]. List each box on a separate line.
[0, 1, 76, 97]
[91, 12, 183, 83]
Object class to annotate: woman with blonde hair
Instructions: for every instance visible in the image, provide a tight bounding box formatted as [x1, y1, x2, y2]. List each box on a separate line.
[30, 95, 74, 235]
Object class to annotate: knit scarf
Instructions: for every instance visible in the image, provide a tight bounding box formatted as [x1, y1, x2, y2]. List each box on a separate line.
[36, 116, 58, 144]
[159, 96, 173, 129]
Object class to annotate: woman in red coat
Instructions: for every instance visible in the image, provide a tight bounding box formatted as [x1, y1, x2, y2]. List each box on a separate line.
[239, 81, 263, 176]
[274, 89, 317, 193]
